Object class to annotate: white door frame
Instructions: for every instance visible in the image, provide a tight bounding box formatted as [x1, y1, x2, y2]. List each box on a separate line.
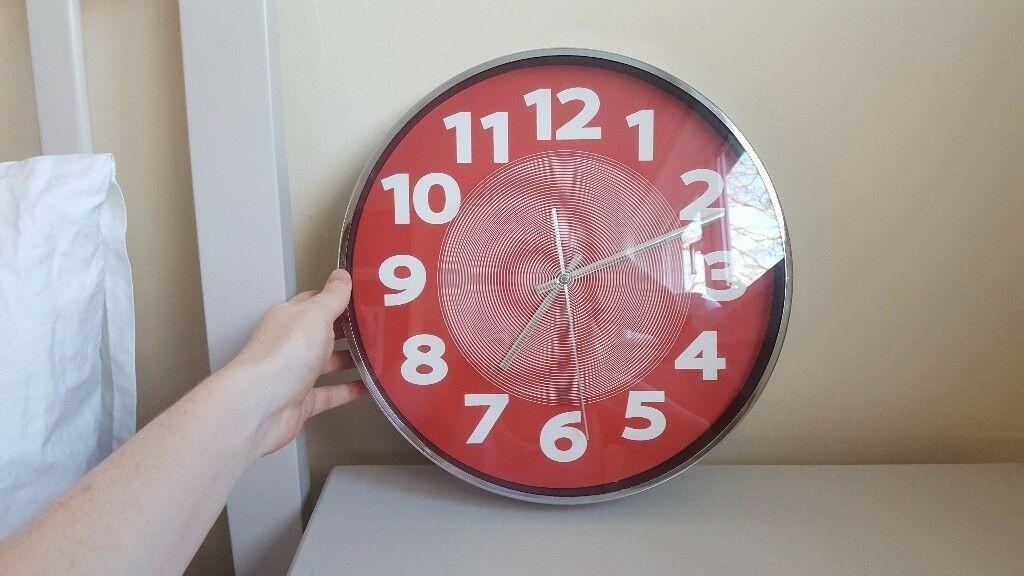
[178, 2, 307, 576]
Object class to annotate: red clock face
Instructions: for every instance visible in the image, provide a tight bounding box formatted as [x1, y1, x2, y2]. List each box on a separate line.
[341, 51, 790, 502]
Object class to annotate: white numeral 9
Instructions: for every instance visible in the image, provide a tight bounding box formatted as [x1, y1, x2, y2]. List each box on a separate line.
[622, 391, 666, 441]
[401, 334, 447, 385]
[679, 168, 724, 222]
[539, 411, 587, 462]
[378, 255, 425, 306]
[464, 394, 509, 444]
[675, 330, 725, 380]
[381, 172, 461, 225]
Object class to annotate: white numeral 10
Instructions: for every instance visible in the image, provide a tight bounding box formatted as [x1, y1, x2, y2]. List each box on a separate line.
[675, 330, 725, 380]
[540, 411, 587, 462]
[378, 255, 425, 306]
[442, 111, 509, 164]
[381, 172, 461, 225]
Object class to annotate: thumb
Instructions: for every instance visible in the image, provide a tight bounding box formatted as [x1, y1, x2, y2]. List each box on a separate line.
[312, 268, 352, 317]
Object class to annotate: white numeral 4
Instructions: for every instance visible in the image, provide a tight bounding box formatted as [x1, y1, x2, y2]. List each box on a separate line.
[464, 394, 509, 444]
[381, 173, 461, 225]
[540, 411, 587, 462]
[524, 87, 602, 141]
[675, 330, 725, 381]
[401, 334, 447, 385]
[378, 254, 425, 306]
[622, 390, 666, 441]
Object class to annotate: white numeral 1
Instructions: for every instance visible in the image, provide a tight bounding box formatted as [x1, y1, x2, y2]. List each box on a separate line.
[464, 394, 509, 444]
[626, 109, 654, 161]
[480, 112, 509, 163]
[523, 88, 552, 140]
[674, 330, 725, 380]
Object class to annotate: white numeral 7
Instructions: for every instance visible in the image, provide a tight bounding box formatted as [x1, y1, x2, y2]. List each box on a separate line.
[464, 394, 509, 444]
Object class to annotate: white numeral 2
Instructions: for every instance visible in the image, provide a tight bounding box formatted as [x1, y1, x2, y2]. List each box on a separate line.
[464, 394, 509, 444]
[622, 390, 666, 441]
[381, 173, 461, 225]
[524, 87, 602, 141]
[675, 330, 725, 380]
[401, 334, 447, 385]
[679, 168, 724, 222]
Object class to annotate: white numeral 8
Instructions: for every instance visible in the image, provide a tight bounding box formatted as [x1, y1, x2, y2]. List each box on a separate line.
[379, 255, 426, 306]
[401, 334, 447, 385]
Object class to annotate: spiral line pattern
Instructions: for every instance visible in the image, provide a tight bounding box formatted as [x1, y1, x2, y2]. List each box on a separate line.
[439, 151, 688, 405]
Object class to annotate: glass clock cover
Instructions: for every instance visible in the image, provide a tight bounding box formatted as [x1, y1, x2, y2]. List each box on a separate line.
[340, 50, 791, 503]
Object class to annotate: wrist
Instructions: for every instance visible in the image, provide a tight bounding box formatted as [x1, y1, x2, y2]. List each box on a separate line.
[193, 361, 269, 464]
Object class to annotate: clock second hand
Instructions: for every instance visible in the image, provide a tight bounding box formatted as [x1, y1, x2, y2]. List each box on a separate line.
[534, 211, 725, 293]
[551, 208, 588, 436]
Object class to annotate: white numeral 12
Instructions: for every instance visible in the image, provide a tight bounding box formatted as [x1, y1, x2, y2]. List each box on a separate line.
[464, 394, 509, 444]
[675, 330, 725, 380]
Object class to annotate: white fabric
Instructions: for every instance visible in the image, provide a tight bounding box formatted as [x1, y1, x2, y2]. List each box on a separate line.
[0, 154, 136, 537]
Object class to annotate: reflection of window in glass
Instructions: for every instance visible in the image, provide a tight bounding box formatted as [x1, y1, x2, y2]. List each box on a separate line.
[719, 154, 785, 288]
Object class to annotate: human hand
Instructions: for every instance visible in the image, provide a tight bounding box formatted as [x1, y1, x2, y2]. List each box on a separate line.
[227, 268, 365, 455]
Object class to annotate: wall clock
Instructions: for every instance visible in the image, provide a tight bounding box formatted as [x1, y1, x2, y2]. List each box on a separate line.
[339, 49, 791, 503]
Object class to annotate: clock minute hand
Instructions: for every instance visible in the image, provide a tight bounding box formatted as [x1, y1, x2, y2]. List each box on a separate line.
[534, 212, 724, 293]
[500, 254, 583, 371]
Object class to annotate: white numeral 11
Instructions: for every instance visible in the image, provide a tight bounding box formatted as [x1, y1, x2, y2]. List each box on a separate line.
[443, 111, 509, 164]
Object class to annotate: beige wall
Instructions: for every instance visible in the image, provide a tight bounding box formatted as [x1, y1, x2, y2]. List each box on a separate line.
[2, 1, 1023, 575]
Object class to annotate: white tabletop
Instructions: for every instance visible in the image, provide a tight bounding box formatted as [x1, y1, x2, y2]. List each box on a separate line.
[288, 464, 1022, 575]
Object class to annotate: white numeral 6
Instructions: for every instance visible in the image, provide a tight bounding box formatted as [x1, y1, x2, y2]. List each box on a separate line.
[539, 411, 587, 462]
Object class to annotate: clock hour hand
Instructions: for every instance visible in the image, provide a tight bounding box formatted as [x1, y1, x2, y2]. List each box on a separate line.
[500, 254, 582, 371]
[534, 211, 724, 293]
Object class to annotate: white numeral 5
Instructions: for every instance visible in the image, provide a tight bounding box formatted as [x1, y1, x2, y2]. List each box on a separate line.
[675, 330, 725, 380]
[540, 411, 587, 462]
[381, 172, 461, 225]
[464, 394, 509, 444]
[378, 254, 425, 306]
[622, 391, 666, 441]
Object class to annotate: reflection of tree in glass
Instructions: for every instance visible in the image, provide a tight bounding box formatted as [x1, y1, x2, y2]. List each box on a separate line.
[691, 154, 785, 292]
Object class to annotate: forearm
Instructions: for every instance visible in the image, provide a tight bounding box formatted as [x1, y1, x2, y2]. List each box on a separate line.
[0, 361, 265, 576]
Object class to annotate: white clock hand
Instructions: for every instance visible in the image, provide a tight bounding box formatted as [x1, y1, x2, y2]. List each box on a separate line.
[551, 208, 588, 435]
[534, 211, 725, 293]
[499, 253, 582, 371]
